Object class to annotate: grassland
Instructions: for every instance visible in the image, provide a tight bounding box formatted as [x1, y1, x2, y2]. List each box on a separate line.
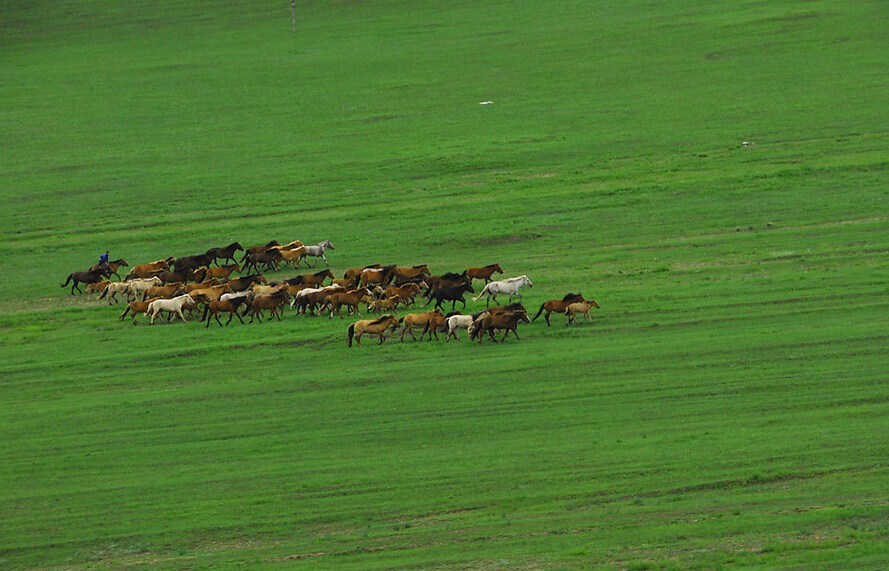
[1, 0, 887, 568]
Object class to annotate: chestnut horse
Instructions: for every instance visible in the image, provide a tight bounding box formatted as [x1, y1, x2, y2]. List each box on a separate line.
[326, 288, 374, 318]
[399, 310, 446, 341]
[464, 263, 503, 284]
[204, 264, 240, 280]
[532, 293, 586, 326]
[347, 315, 400, 347]
[393, 264, 430, 285]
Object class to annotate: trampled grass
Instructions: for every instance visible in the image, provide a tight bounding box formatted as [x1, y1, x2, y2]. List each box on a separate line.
[1, 0, 887, 568]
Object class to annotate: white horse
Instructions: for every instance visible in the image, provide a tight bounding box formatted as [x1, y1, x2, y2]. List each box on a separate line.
[147, 294, 196, 324]
[445, 313, 475, 341]
[302, 240, 335, 267]
[126, 276, 163, 301]
[473, 275, 533, 307]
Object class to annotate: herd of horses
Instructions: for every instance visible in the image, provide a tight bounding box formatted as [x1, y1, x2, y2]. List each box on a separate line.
[60, 240, 600, 346]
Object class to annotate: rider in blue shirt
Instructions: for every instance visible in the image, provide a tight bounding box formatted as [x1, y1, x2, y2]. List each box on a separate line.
[99, 250, 110, 273]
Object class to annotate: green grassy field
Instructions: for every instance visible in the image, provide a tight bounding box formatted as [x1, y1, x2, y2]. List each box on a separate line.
[1, 0, 887, 568]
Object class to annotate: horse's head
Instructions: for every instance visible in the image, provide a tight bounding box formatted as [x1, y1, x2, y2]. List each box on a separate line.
[323, 240, 334, 250]
[463, 282, 475, 294]
[518, 311, 531, 323]
[117, 259, 129, 266]
[494, 264, 504, 273]
[590, 299, 600, 309]
[232, 242, 244, 251]
[523, 276, 533, 287]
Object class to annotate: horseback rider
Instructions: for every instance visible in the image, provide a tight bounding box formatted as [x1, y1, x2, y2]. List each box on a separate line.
[98, 250, 111, 274]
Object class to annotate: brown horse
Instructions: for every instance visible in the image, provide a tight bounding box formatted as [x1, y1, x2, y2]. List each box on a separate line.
[205, 242, 243, 266]
[247, 290, 291, 323]
[205, 297, 251, 327]
[125, 260, 170, 280]
[469, 310, 531, 343]
[273, 246, 307, 269]
[146, 283, 186, 299]
[86, 280, 111, 295]
[367, 296, 401, 315]
[243, 249, 282, 274]
[347, 315, 400, 347]
[399, 310, 446, 341]
[185, 279, 222, 293]
[360, 265, 397, 287]
[118, 297, 162, 325]
[286, 269, 335, 287]
[532, 293, 586, 326]
[344, 264, 381, 281]
[61, 268, 109, 295]
[383, 282, 423, 306]
[565, 300, 600, 325]
[327, 288, 374, 318]
[204, 264, 240, 280]
[225, 274, 266, 292]
[393, 264, 430, 285]
[89, 258, 129, 280]
[240, 240, 280, 263]
[464, 263, 503, 283]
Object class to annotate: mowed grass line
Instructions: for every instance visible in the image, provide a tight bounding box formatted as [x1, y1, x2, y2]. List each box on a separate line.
[1, 0, 888, 568]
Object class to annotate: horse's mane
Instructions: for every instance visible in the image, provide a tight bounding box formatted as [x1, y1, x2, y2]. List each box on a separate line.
[444, 311, 462, 318]
[411, 264, 428, 269]
[313, 269, 331, 276]
[369, 315, 394, 326]
[484, 263, 500, 268]
[440, 272, 463, 280]
[562, 292, 582, 301]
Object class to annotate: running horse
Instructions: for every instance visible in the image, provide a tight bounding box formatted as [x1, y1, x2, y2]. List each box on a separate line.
[301, 240, 335, 267]
[347, 315, 400, 347]
[473, 275, 533, 307]
[532, 293, 586, 326]
[89, 258, 129, 280]
[61, 268, 110, 295]
[205, 242, 243, 266]
[464, 263, 503, 284]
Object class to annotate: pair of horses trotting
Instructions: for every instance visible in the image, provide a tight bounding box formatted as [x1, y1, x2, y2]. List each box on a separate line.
[532, 293, 600, 326]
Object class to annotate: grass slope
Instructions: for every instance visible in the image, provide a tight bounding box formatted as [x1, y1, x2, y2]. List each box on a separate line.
[1, 0, 887, 568]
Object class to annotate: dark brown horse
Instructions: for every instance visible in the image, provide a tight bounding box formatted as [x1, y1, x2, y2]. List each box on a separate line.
[205, 242, 243, 266]
[469, 310, 531, 343]
[240, 241, 280, 263]
[89, 258, 129, 279]
[172, 252, 214, 271]
[393, 264, 430, 285]
[61, 268, 109, 294]
[464, 263, 503, 283]
[247, 290, 290, 323]
[347, 315, 400, 347]
[243, 249, 282, 274]
[225, 274, 266, 292]
[205, 296, 252, 327]
[286, 269, 334, 287]
[532, 293, 586, 326]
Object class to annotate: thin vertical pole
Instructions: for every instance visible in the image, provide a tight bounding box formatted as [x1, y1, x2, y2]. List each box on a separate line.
[291, 0, 296, 32]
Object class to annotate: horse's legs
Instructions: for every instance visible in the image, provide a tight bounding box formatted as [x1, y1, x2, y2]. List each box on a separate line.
[544, 311, 552, 327]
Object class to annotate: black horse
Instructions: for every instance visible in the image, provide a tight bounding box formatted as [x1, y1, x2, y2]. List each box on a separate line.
[426, 282, 475, 311]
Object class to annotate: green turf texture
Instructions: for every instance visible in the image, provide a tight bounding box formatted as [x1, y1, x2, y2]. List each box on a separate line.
[1, 0, 887, 568]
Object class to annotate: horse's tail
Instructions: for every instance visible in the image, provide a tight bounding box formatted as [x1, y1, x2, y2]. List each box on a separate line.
[532, 303, 546, 322]
[61, 274, 72, 288]
[472, 285, 489, 302]
[98, 285, 110, 300]
[347, 323, 355, 348]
